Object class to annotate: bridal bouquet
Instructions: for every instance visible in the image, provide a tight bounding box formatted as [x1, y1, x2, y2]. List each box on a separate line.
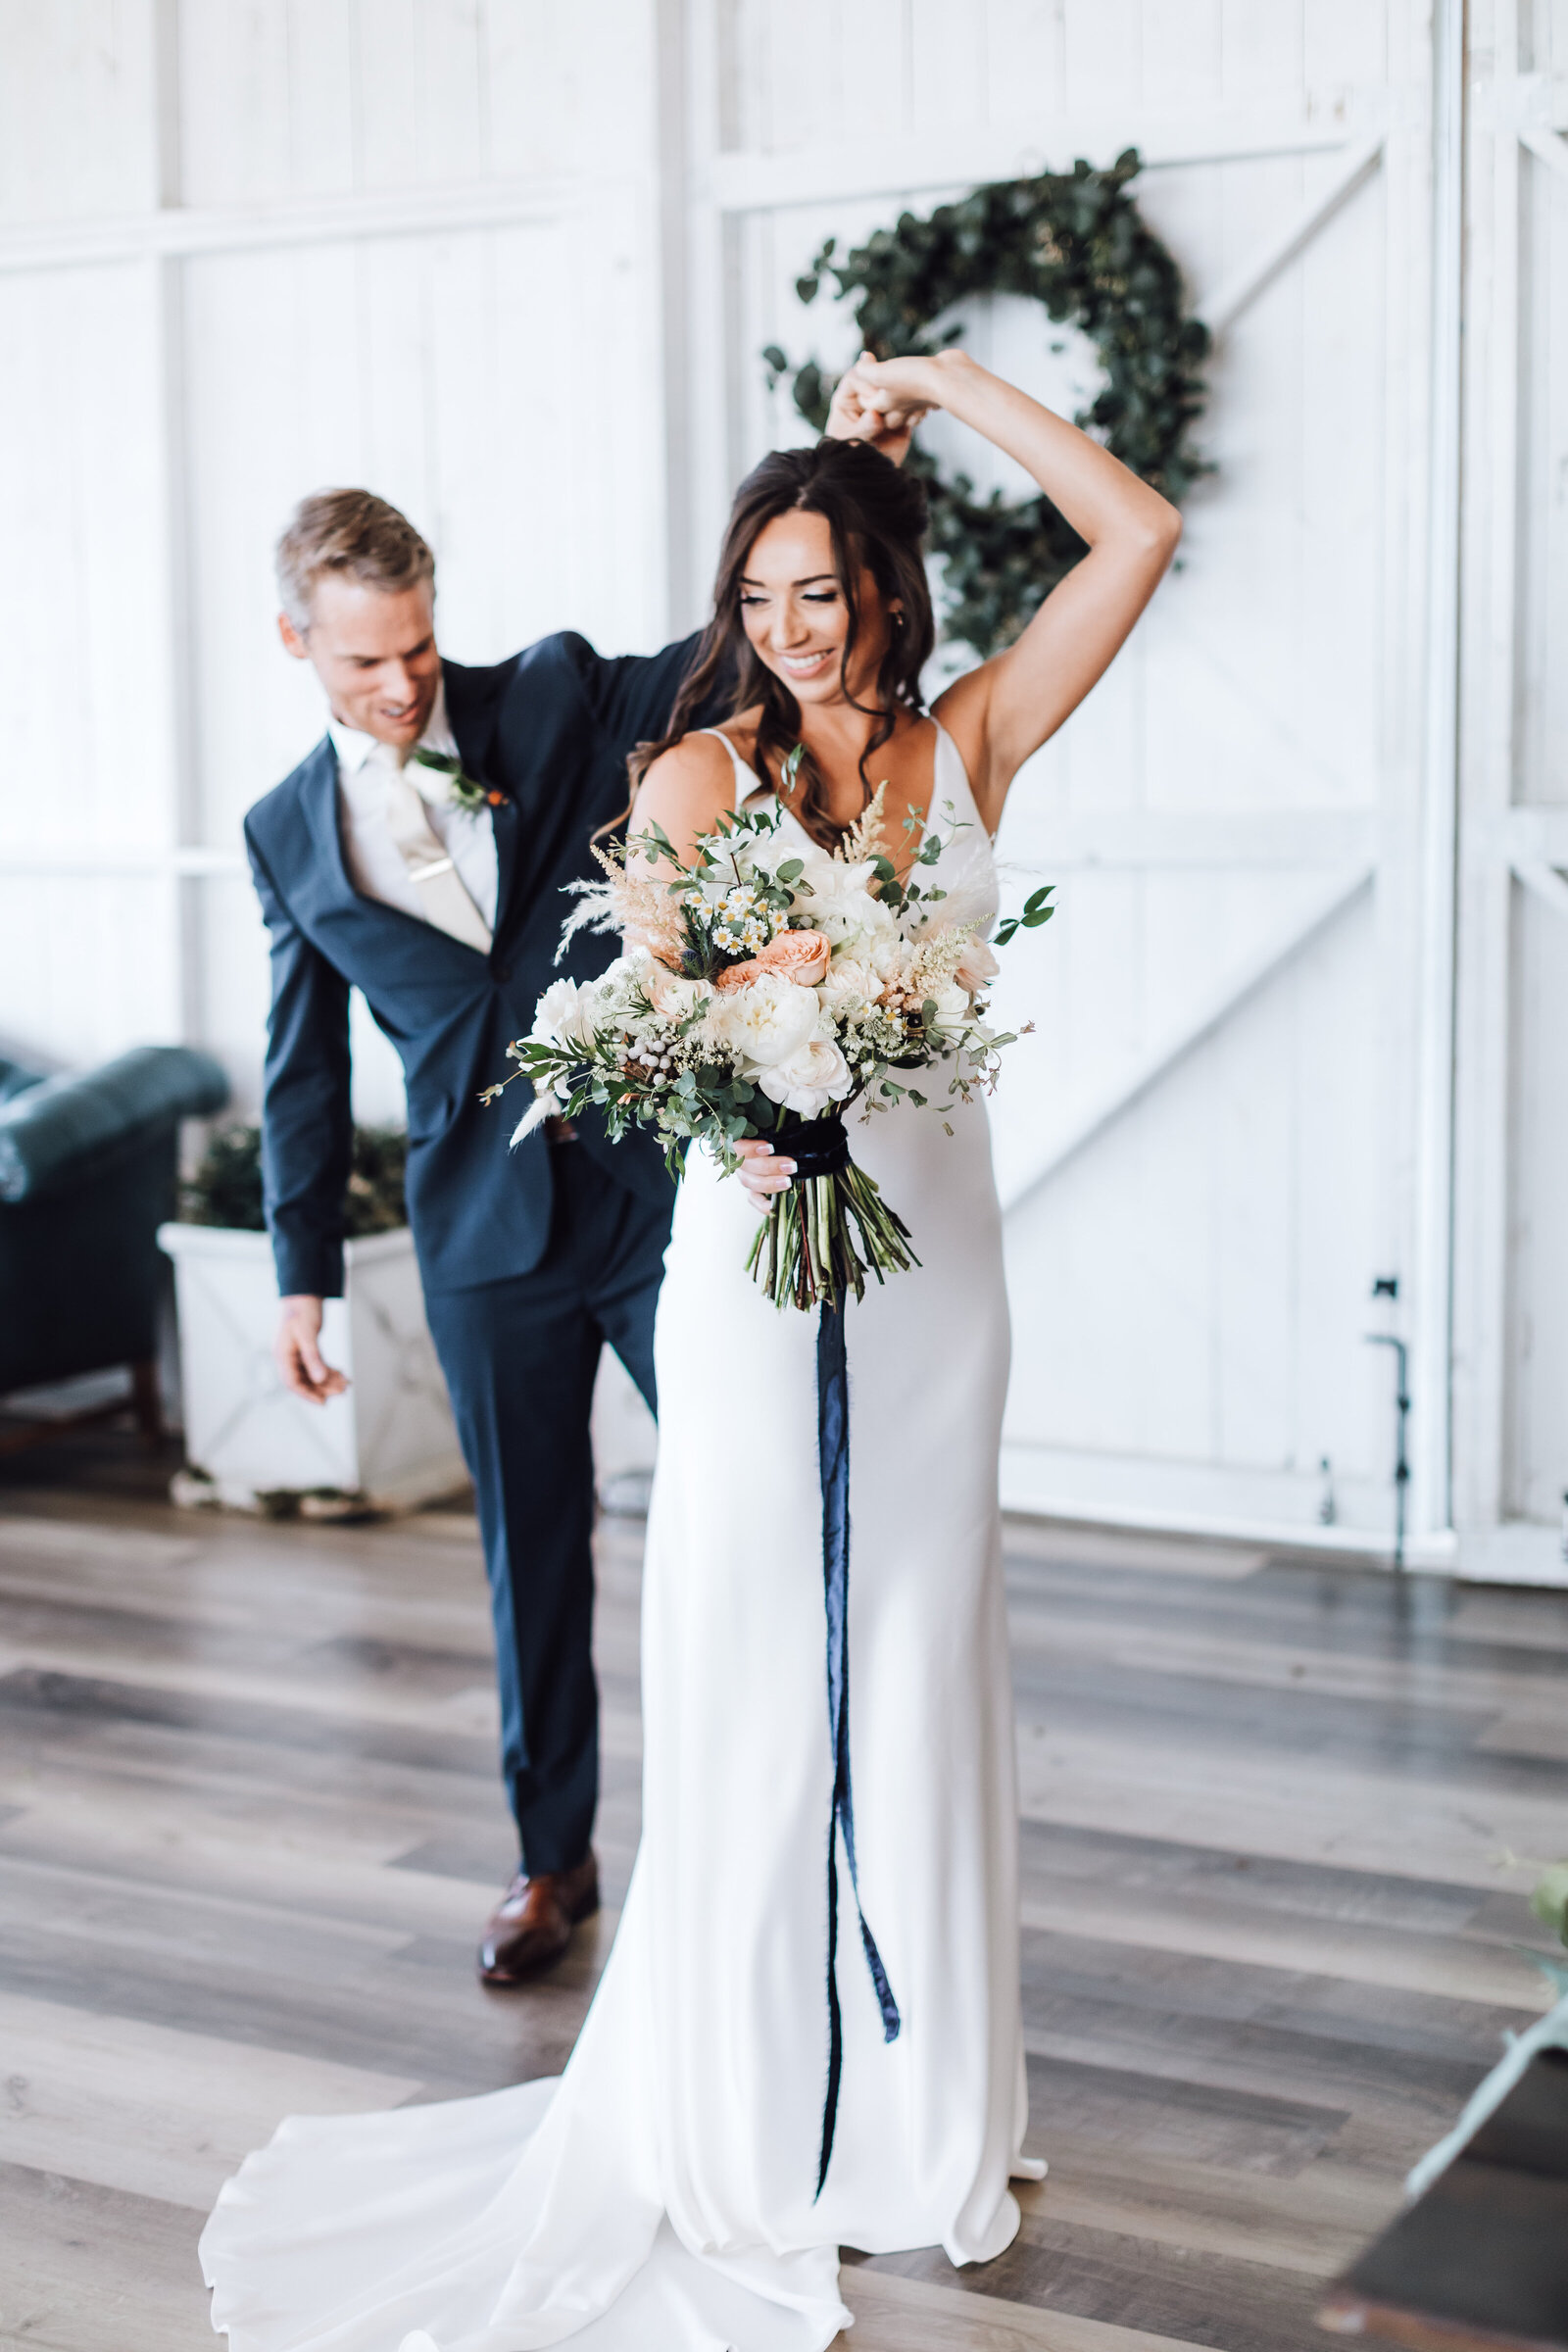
[486, 775, 1050, 1310]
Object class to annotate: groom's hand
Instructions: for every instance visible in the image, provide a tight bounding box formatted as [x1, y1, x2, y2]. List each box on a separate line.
[824, 350, 926, 466]
[276, 1296, 350, 1403]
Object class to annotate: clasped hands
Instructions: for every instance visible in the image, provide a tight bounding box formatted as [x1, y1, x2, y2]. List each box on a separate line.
[824, 348, 951, 467]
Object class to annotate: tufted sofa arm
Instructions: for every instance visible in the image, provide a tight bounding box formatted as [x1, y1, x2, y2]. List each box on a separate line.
[0, 1046, 230, 1204]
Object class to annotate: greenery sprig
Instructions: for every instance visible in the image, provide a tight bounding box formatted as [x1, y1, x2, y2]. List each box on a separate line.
[763, 151, 1209, 660]
[408, 747, 503, 814]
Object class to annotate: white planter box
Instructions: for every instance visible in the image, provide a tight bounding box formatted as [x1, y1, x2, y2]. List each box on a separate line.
[157, 1222, 467, 1512]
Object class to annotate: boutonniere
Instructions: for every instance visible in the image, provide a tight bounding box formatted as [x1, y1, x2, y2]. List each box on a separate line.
[408, 746, 507, 813]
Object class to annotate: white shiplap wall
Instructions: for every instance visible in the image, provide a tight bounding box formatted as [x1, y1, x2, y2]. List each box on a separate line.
[0, 0, 670, 1119]
[2, 0, 1564, 1581]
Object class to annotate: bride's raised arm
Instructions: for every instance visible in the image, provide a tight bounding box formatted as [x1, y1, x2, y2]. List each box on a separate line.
[840, 350, 1181, 826]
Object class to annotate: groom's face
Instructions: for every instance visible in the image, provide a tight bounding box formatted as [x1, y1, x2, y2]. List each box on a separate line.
[279, 576, 442, 749]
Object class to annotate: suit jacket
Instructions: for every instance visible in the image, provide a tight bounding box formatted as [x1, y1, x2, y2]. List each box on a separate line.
[246, 629, 707, 1298]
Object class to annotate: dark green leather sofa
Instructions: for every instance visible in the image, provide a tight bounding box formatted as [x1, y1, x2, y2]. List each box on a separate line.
[0, 1046, 229, 1428]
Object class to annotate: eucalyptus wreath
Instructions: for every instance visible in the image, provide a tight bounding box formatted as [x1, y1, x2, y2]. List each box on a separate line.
[762, 150, 1209, 660]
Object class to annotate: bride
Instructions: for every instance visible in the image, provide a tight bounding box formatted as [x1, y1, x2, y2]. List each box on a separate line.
[200, 350, 1179, 2351]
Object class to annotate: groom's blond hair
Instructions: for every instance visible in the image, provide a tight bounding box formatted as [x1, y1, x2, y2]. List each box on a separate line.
[276, 489, 435, 629]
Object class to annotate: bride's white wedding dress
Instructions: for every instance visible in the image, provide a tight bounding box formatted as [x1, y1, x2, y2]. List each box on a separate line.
[200, 720, 1039, 2352]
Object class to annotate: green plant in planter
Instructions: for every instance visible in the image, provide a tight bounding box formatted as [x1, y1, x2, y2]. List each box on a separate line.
[182, 1123, 408, 1238]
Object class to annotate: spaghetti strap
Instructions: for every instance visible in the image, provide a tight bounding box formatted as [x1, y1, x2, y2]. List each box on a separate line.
[694, 726, 763, 813]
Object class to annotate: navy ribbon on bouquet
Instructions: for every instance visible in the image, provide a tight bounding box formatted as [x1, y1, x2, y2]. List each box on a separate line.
[812, 1278, 902, 2199]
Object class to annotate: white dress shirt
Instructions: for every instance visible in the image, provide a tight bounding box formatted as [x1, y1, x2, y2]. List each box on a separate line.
[329, 683, 500, 932]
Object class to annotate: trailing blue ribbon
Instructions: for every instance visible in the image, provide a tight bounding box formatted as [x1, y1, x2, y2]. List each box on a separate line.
[814, 1292, 901, 2198]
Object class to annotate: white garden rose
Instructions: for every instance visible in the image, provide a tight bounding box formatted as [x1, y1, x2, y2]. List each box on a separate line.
[817, 955, 878, 1009]
[646, 964, 707, 1020]
[755, 1036, 854, 1118]
[707, 972, 819, 1070]
[953, 935, 1001, 994]
[790, 848, 888, 947]
[927, 980, 972, 1042]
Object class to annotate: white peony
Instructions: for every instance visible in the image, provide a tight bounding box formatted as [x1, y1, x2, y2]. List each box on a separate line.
[532, 978, 599, 1053]
[707, 971, 820, 1071]
[755, 1035, 854, 1118]
[866, 932, 911, 987]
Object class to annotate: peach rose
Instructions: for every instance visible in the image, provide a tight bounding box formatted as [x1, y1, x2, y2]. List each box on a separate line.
[712, 928, 830, 993]
[713, 958, 763, 994]
[755, 928, 831, 986]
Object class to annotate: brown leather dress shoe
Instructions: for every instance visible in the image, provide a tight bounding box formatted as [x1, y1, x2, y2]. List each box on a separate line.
[477, 1852, 599, 1985]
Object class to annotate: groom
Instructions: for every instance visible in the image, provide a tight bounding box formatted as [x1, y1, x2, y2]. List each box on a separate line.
[250, 395, 881, 1985]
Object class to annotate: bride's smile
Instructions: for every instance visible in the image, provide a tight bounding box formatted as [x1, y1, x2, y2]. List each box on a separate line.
[737, 509, 899, 710]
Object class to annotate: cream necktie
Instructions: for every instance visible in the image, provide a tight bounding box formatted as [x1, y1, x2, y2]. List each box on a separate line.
[382, 764, 493, 955]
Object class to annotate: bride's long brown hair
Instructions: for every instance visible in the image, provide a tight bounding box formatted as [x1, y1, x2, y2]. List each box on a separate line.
[629, 438, 935, 849]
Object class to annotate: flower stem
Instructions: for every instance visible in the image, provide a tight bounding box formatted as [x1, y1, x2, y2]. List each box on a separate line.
[745, 1161, 918, 1310]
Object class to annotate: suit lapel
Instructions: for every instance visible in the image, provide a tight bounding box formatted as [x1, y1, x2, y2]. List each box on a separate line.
[445, 656, 528, 941]
[489, 795, 522, 940]
[300, 737, 354, 901]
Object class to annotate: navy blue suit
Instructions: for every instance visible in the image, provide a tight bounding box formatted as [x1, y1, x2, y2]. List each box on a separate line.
[247, 629, 704, 1873]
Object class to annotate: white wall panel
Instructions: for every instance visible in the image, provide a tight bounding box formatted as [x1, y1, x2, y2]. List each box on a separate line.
[1003, 894, 1386, 1521]
[0, 264, 169, 852]
[177, 0, 657, 202]
[1517, 144, 1568, 808]
[1506, 886, 1568, 1527]
[0, 0, 160, 224]
[0, 875, 180, 1067]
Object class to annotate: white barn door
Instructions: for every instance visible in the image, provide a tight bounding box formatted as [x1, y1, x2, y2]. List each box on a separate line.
[682, 0, 1449, 1557]
[1451, 0, 1568, 1584]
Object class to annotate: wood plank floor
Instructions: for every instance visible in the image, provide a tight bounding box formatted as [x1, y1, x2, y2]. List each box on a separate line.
[1, 1433, 1564, 2351]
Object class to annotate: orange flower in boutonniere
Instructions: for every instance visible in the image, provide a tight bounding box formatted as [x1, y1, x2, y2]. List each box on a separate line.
[407, 746, 505, 814]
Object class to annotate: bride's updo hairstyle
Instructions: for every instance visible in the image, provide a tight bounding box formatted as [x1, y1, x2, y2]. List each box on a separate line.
[631, 438, 935, 850]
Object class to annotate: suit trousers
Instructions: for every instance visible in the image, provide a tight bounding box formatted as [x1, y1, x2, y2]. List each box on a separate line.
[421, 1140, 672, 1877]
